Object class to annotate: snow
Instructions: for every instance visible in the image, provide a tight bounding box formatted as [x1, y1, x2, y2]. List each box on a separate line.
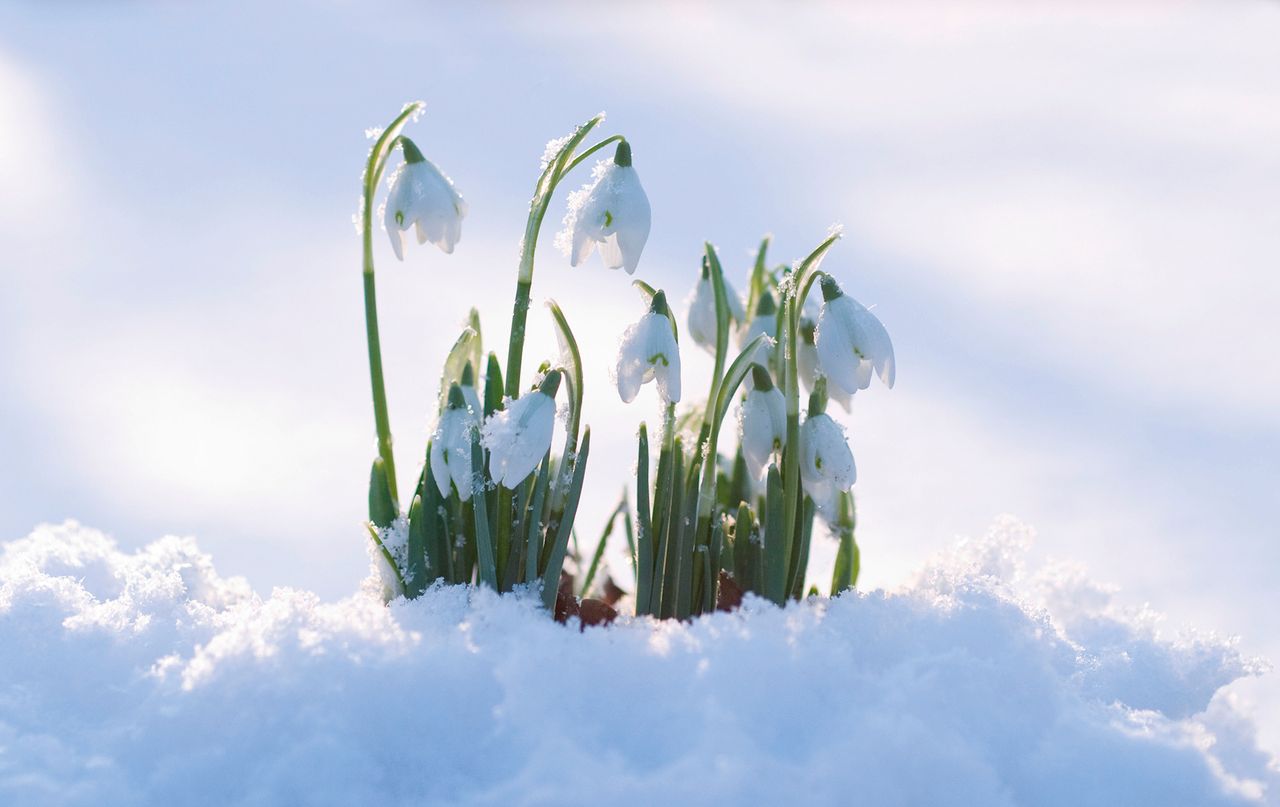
[2, 518, 1276, 806]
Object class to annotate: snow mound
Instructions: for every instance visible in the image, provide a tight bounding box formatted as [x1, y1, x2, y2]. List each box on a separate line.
[1, 518, 1275, 806]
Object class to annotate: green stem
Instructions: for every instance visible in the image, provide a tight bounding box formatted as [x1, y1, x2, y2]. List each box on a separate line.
[562, 134, 625, 176]
[359, 102, 424, 500]
[505, 117, 608, 399]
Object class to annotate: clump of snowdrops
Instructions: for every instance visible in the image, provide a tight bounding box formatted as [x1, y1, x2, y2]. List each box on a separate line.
[357, 103, 894, 620]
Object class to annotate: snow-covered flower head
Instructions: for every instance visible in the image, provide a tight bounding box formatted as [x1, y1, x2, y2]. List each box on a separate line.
[739, 290, 778, 365]
[562, 141, 651, 274]
[482, 371, 560, 489]
[686, 256, 746, 354]
[814, 275, 895, 396]
[738, 364, 786, 480]
[431, 384, 477, 500]
[616, 290, 681, 404]
[384, 137, 467, 259]
[799, 411, 856, 518]
[799, 318, 851, 411]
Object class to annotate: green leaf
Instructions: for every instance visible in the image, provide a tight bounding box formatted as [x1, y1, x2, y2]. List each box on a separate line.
[469, 430, 498, 590]
[581, 497, 624, 597]
[368, 456, 398, 529]
[546, 299, 584, 452]
[831, 491, 859, 595]
[525, 451, 553, 585]
[764, 464, 786, 605]
[406, 494, 428, 598]
[635, 423, 654, 615]
[437, 317, 482, 413]
[541, 428, 592, 611]
[484, 352, 504, 417]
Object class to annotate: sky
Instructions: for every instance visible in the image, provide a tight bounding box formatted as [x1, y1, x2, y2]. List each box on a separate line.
[2, 0, 1278, 750]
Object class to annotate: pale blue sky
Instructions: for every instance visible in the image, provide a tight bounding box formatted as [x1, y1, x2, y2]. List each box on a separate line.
[2, 0, 1278, 748]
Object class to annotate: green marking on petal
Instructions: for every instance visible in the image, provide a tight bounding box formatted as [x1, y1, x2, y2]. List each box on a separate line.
[648, 353, 669, 366]
[395, 210, 404, 227]
[604, 209, 613, 227]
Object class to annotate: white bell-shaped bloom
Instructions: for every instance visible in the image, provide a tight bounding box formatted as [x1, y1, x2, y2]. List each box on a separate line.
[616, 291, 681, 404]
[686, 260, 747, 354]
[384, 138, 467, 260]
[431, 385, 476, 500]
[482, 371, 560, 489]
[814, 275, 895, 396]
[738, 364, 786, 480]
[799, 412, 857, 518]
[739, 290, 778, 365]
[799, 319, 851, 411]
[563, 141, 651, 275]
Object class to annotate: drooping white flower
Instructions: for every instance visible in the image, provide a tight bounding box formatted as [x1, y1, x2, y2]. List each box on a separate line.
[799, 412, 856, 518]
[799, 318, 851, 411]
[739, 290, 778, 365]
[738, 364, 786, 480]
[616, 290, 681, 404]
[814, 275, 895, 396]
[686, 258, 747, 354]
[482, 371, 560, 489]
[431, 384, 476, 500]
[384, 137, 467, 259]
[563, 141, 651, 274]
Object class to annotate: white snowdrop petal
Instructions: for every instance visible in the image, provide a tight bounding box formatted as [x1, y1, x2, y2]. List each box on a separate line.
[598, 232, 626, 271]
[570, 218, 595, 267]
[800, 414, 856, 497]
[382, 160, 466, 259]
[611, 169, 651, 274]
[657, 343, 681, 403]
[429, 434, 452, 499]
[816, 304, 863, 395]
[686, 278, 717, 353]
[484, 393, 556, 489]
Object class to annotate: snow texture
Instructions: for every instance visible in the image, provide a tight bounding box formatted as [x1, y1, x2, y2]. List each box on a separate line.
[1, 519, 1276, 806]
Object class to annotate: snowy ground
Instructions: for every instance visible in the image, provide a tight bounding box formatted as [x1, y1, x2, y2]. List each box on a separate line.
[1, 520, 1275, 806]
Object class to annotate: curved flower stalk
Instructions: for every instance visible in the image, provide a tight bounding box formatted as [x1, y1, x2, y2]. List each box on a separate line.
[815, 274, 895, 396]
[616, 290, 681, 404]
[359, 102, 430, 504]
[383, 137, 467, 259]
[505, 115, 638, 399]
[738, 364, 785, 481]
[562, 141, 651, 275]
[483, 370, 561, 489]
[687, 257, 746, 354]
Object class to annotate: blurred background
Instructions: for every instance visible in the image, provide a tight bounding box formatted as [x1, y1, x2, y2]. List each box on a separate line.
[2, 0, 1277, 751]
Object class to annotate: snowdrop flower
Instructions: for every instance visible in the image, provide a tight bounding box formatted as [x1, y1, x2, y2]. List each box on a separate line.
[431, 384, 476, 501]
[799, 319, 851, 411]
[738, 364, 785, 480]
[739, 290, 778, 365]
[384, 137, 467, 259]
[565, 141, 651, 274]
[482, 371, 560, 489]
[799, 412, 857, 518]
[616, 290, 681, 404]
[686, 257, 746, 354]
[815, 275, 895, 396]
